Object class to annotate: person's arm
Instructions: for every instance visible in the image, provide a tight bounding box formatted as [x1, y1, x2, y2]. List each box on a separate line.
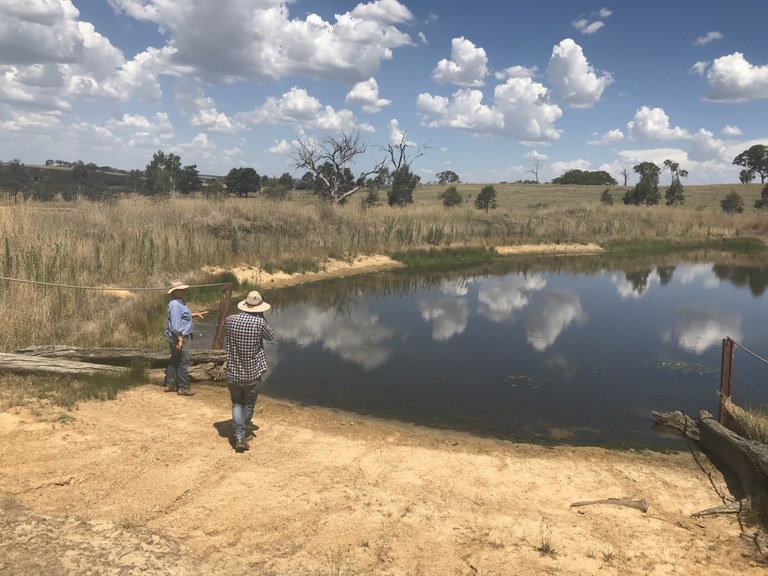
[168, 302, 185, 350]
[260, 315, 274, 341]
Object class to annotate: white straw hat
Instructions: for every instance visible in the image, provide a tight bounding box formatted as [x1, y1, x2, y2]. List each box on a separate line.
[167, 280, 190, 294]
[237, 290, 271, 313]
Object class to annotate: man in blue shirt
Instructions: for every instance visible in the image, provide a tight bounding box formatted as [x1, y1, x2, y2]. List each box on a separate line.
[164, 280, 208, 396]
[224, 290, 274, 452]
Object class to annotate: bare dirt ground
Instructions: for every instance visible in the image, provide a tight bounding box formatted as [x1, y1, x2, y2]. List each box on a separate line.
[1, 385, 766, 576]
[1, 245, 766, 575]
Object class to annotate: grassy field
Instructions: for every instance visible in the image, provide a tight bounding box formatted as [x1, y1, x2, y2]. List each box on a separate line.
[1, 182, 766, 351]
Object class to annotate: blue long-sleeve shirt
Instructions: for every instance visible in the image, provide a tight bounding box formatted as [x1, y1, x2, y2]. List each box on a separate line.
[165, 297, 193, 343]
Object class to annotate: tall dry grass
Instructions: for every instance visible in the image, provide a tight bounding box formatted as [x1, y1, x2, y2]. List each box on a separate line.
[1, 183, 767, 351]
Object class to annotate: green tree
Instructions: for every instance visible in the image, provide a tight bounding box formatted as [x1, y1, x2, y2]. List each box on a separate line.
[126, 169, 144, 193]
[623, 162, 660, 205]
[474, 184, 498, 212]
[0, 159, 31, 203]
[388, 165, 420, 207]
[177, 164, 202, 195]
[436, 170, 460, 185]
[739, 169, 755, 184]
[144, 151, 182, 196]
[721, 191, 744, 213]
[663, 159, 687, 206]
[733, 144, 768, 183]
[552, 169, 617, 185]
[72, 160, 89, 199]
[225, 167, 260, 197]
[439, 185, 462, 207]
[754, 183, 768, 209]
[296, 171, 315, 190]
[277, 172, 295, 189]
[30, 168, 55, 202]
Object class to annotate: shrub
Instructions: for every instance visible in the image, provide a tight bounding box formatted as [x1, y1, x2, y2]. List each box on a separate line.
[721, 191, 744, 214]
[474, 185, 498, 212]
[599, 188, 614, 205]
[438, 186, 462, 208]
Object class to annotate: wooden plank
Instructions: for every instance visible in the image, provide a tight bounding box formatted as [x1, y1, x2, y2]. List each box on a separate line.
[0, 352, 127, 376]
[15, 345, 225, 367]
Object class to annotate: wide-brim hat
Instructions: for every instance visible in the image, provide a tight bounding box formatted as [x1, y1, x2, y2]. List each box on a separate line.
[237, 290, 271, 313]
[167, 280, 190, 294]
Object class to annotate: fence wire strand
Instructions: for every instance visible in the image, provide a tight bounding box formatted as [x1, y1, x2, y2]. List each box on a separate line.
[0, 275, 228, 292]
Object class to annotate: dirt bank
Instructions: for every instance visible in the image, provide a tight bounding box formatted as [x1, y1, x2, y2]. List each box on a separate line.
[0, 384, 765, 575]
[205, 244, 604, 290]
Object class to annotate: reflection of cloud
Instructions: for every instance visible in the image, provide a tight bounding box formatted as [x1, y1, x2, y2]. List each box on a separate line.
[439, 278, 472, 297]
[525, 289, 586, 351]
[276, 304, 395, 369]
[611, 271, 660, 298]
[676, 264, 720, 289]
[476, 275, 547, 322]
[674, 308, 742, 354]
[418, 298, 469, 341]
[541, 353, 578, 380]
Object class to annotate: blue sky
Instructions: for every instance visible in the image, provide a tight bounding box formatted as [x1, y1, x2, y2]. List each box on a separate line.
[1, 0, 767, 185]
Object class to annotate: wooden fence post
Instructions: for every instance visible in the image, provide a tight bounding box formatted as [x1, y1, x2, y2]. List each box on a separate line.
[719, 337, 735, 426]
[212, 283, 232, 350]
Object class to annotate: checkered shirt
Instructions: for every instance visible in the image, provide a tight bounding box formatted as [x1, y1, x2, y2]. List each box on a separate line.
[224, 312, 274, 383]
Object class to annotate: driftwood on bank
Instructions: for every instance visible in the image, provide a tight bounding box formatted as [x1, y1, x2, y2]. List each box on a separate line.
[697, 410, 768, 498]
[0, 352, 128, 376]
[15, 345, 226, 368]
[570, 498, 649, 513]
[4, 345, 227, 382]
[651, 410, 700, 441]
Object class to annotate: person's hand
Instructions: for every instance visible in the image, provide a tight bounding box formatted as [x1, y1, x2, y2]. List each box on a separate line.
[176, 340, 183, 351]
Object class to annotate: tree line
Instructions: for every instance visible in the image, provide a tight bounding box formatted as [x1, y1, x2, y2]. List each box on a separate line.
[2, 141, 766, 210]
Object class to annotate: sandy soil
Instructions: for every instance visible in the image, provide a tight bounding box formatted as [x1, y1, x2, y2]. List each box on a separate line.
[204, 244, 605, 291]
[1, 245, 765, 574]
[0, 384, 766, 576]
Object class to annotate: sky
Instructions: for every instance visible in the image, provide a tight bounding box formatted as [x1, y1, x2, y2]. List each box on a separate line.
[1, 0, 767, 185]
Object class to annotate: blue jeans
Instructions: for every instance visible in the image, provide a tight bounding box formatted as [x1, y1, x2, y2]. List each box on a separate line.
[228, 379, 261, 440]
[164, 338, 189, 390]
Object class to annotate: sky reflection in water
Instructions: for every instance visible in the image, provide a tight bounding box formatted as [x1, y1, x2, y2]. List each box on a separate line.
[259, 257, 768, 448]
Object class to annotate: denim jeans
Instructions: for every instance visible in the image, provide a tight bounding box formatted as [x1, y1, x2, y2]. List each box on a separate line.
[227, 378, 261, 440]
[164, 338, 190, 390]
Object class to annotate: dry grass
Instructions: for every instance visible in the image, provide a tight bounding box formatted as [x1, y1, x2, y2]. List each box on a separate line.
[1, 183, 767, 351]
[723, 396, 768, 444]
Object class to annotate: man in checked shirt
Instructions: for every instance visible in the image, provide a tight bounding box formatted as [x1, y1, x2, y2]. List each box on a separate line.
[224, 290, 275, 453]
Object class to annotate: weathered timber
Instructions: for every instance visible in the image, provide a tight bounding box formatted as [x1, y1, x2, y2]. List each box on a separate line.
[692, 499, 748, 517]
[651, 410, 700, 441]
[15, 345, 226, 368]
[570, 498, 649, 513]
[698, 410, 768, 497]
[0, 352, 127, 376]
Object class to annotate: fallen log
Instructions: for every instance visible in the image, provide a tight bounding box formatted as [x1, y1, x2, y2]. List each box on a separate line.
[651, 410, 700, 441]
[698, 410, 768, 498]
[570, 498, 649, 513]
[15, 345, 226, 368]
[0, 352, 127, 376]
[692, 499, 748, 517]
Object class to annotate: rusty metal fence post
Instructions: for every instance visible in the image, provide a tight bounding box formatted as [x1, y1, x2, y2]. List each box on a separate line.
[212, 283, 232, 349]
[718, 337, 734, 425]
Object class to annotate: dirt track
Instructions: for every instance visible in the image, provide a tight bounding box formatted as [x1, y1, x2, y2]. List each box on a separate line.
[1, 383, 766, 575]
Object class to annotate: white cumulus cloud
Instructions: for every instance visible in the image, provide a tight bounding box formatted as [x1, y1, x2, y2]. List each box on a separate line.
[705, 52, 768, 102]
[432, 37, 488, 87]
[547, 39, 613, 108]
[627, 106, 689, 140]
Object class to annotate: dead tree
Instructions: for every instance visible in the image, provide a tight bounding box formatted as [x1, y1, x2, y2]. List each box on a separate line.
[293, 130, 387, 204]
